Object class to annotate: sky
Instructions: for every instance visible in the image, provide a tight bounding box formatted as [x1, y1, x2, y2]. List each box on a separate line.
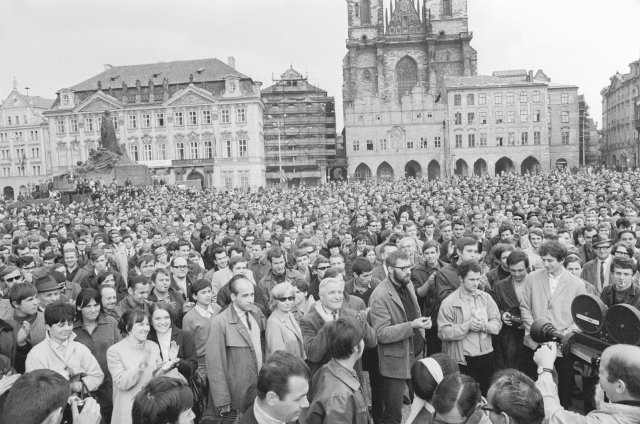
[1, 0, 640, 131]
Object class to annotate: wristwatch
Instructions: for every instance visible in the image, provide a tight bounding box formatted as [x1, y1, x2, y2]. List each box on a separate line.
[537, 367, 553, 375]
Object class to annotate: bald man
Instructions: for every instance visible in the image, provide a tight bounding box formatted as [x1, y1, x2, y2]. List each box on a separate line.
[534, 343, 640, 423]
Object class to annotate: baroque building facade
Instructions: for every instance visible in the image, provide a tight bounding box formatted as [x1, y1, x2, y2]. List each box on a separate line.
[445, 70, 579, 176]
[0, 79, 53, 200]
[44, 58, 266, 189]
[343, 0, 580, 180]
[601, 58, 640, 168]
[261, 68, 339, 186]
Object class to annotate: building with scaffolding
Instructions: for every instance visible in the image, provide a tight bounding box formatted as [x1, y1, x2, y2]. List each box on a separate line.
[261, 68, 340, 187]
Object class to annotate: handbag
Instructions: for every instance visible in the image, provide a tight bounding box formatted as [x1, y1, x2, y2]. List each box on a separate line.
[189, 371, 209, 423]
[62, 379, 95, 424]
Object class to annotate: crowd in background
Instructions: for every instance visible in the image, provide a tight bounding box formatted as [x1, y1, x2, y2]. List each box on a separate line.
[0, 166, 640, 424]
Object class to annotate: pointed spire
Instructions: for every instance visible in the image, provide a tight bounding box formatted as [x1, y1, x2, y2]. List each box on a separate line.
[385, 7, 389, 29]
[389, 0, 393, 17]
[12, 77, 17, 90]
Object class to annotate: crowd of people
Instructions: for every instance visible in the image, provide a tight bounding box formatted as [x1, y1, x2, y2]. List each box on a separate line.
[0, 166, 640, 424]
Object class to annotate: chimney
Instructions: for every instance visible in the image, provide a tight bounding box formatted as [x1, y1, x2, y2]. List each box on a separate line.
[528, 70, 533, 81]
[104, 64, 113, 71]
[227, 56, 236, 69]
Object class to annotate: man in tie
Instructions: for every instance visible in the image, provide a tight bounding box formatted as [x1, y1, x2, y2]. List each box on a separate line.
[206, 275, 266, 418]
[581, 235, 613, 295]
[520, 240, 587, 408]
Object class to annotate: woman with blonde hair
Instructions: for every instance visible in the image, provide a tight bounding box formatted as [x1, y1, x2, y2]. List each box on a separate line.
[265, 282, 305, 358]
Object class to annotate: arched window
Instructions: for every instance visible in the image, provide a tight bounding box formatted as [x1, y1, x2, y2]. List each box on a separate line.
[363, 69, 371, 82]
[396, 56, 418, 102]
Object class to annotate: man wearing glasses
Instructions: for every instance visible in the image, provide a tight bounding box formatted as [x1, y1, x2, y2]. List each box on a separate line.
[369, 250, 430, 424]
[581, 235, 613, 295]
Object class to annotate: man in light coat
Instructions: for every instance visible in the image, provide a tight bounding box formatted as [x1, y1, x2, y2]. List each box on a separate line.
[520, 240, 587, 408]
[206, 275, 266, 415]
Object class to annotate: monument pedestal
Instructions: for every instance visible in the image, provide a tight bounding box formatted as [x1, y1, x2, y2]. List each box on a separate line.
[114, 163, 150, 185]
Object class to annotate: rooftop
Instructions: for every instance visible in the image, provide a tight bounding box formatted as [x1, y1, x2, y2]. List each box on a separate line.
[69, 58, 249, 92]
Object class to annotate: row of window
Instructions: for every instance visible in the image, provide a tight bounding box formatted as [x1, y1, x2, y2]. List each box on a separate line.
[452, 91, 570, 106]
[453, 110, 546, 125]
[352, 136, 442, 151]
[451, 130, 569, 148]
[124, 139, 249, 162]
[221, 171, 250, 191]
[5, 114, 29, 126]
[0, 148, 40, 160]
[0, 131, 40, 142]
[55, 108, 247, 134]
[0, 165, 41, 177]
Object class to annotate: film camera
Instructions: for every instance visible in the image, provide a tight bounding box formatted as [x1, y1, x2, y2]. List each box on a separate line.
[530, 294, 640, 368]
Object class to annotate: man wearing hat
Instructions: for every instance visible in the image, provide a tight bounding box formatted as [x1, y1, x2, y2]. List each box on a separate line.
[35, 274, 61, 313]
[581, 234, 613, 295]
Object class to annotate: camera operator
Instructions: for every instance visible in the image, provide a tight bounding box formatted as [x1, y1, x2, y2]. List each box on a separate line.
[600, 257, 640, 309]
[534, 343, 640, 423]
[0, 369, 101, 424]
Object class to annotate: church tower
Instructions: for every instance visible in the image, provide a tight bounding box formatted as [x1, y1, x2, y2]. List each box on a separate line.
[343, 0, 478, 181]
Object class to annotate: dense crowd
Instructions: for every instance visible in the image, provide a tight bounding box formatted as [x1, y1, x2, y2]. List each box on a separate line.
[1, 166, 640, 424]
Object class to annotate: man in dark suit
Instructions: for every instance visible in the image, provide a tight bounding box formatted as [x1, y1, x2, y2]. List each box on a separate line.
[581, 235, 613, 295]
[369, 250, 431, 424]
[492, 251, 533, 377]
[237, 351, 310, 424]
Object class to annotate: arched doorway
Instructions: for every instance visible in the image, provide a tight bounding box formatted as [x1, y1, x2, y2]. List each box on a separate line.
[495, 157, 514, 175]
[521, 156, 541, 175]
[555, 158, 568, 170]
[473, 159, 487, 176]
[427, 160, 440, 180]
[186, 170, 205, 188]
[611, 155, 617, 167]
[405, 160, 422, 178]
[3, 187, 13, 201]
[354, 163, 372, 181]
[454, 159, 468, 177]
[621, 154, 628, 169]
[376, 161, 394, 181]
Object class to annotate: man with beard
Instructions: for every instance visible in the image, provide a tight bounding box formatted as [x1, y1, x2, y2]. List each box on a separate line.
[256, 247, 304, 311]
[369, 250, 431, 424]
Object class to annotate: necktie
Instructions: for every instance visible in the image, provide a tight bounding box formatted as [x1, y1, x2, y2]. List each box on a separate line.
[245, 313, 252, 330]
[332, 311, 337, 321]
[600, 261, 606, 290]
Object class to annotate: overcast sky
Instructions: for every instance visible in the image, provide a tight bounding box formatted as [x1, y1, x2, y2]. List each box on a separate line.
[2, 0, 639, 130]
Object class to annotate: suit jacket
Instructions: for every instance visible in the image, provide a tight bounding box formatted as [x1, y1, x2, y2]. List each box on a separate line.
[581, 256, 613, 294]
[206, 304, 265, 411]
[369, 278, 422, 379]
[492, 276, 526, 369]
[300, 306, 376, 377]
[520, 269, 587, 349]
[265, 309, 304, 359]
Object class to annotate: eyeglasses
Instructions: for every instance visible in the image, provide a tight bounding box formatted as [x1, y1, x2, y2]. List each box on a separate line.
[595, 246, 611, 251]
[480, 405, 499, 415]
[172, 265, 188, 270]
[316, 266, 330, 271]
[277, 296, 295, 302]
[615, 250, 631, 256]
[4, 275, 21, 283]
[394, 265, 413, 272]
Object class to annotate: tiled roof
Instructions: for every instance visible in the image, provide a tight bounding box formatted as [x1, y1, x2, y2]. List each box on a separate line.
[69, 58, 249, 92]
[26, 95, 55, 109]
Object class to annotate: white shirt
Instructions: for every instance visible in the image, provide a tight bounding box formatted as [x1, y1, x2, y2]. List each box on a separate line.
[549, 270, 564, 295]
[194, 303, 215, 319]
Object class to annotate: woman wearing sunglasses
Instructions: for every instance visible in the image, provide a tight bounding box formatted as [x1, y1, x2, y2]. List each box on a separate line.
[265, 282, 305, 359]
